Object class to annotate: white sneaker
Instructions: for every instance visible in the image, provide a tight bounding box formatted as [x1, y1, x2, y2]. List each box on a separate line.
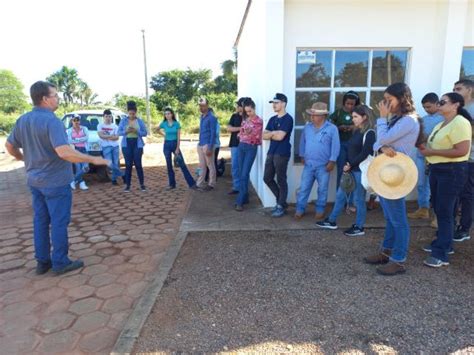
[70, 182, 76, 190]
[79, 181, 89, 190]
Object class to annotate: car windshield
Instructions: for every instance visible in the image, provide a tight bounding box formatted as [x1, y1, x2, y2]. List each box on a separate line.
[65, 114, 104, 131]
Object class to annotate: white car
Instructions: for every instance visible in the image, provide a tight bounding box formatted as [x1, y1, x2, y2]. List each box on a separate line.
[62, 109, 127, 181]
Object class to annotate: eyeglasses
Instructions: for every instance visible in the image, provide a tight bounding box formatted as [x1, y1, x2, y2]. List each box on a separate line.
[438, 100, 450, 106]
[47, 93, 59, 98]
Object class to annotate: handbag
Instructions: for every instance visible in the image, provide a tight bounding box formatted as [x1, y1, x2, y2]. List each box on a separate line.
[359, 129, 375, 192]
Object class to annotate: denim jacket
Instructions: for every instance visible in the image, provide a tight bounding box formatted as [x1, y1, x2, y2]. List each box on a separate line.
[117, 117, 148, 148]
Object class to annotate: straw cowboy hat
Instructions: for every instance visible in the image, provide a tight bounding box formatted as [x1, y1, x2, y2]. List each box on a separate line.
[306, 102, 329, 115]
[367, 153, 418, 200]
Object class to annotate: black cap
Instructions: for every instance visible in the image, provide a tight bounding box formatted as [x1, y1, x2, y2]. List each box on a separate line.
[236, 97, 246, 107]
[269, 93, 288, 103]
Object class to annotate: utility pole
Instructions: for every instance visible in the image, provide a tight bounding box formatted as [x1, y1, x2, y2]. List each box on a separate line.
[141, 29, 151, 135]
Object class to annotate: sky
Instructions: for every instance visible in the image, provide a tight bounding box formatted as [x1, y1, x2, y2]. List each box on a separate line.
[0, 0, 248, 102]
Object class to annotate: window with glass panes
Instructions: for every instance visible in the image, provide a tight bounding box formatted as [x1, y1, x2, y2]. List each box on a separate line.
[294, 49, 409, 163]
[460, 48, 474, 80]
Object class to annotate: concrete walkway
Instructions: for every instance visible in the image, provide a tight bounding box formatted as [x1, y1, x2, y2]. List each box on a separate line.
[0, 155, 191, 354]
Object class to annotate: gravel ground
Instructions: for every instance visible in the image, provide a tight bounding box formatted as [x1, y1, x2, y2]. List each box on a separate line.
[134, 228, 474, 354]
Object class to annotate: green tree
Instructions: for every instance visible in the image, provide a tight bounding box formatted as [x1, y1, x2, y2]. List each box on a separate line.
[213, 59, 237, 94]
[0, 70, 28, 113]
[47, 66, 80, 105]
[113, 93, 160, 124]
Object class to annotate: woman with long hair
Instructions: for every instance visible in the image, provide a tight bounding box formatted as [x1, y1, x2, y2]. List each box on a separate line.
[363, 83, 421, 276]
[157, 108, 196, 190]
[419, 92, 472, 267]
[118, 101, 148, 192]
[235, 98, 263, 211]
[316, 105, 375, 236]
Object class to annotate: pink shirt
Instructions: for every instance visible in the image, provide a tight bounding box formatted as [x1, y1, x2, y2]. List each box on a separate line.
[239, 115, 263, 145]
[71, 127, 87, 148]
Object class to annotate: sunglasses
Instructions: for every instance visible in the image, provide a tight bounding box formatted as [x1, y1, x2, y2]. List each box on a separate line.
[430, 128, 440, 143]
[438, 100, 450, 106]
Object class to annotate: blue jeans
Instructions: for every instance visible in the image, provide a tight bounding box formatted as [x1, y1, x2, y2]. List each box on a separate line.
[379, 196, 410, 262]
[122, 138, 144, 187]
[328, 171, 367, 227]
[102, 146, 123, 182]
[296, 164, 330, 214]
[163, 140, 196, 188]
[29, 185, 72, 270]
[459, 162, 474, 232]
[236, 143, 258, 206]
[73, 147, 89, 183]
[336, 141, 353, 205]
[414, 154, 430, 208]
[430, 162, 468, 261]
[230, 146, 240, 191]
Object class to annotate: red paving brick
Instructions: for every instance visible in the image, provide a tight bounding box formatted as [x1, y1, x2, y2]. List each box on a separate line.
[0, 158, 191, 354]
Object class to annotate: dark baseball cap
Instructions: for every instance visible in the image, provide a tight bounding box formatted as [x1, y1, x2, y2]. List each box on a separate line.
[269, 93, 288, 103]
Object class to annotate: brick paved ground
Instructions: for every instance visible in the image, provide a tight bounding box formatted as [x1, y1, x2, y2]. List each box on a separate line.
[0, 153, 191, 354]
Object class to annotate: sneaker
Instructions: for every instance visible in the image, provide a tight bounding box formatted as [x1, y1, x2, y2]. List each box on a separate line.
[376, 261, 406, 276]
[423, 256, 449, 268]
[166, 186, 176, 191]
[407, 207, 430, 219]
[228, 190, 239, 195]
[52, 260, 84, 275]
[190, 185, 199, 190]
[453, 229, 471, 242]
[422, 245, 455, 255]
[124, 186, 131, 193]
[271, 205, 285, 218]
[140, 185, 147, 192]
[70, 181, 76, 190]
[79, 181, 88, 190]
[315, 219, 337, 230]
[112, 180, 118, 186]
[36, 261, 52, 275]
[344, 225, 365, 237]
[235, 204, 243, 212]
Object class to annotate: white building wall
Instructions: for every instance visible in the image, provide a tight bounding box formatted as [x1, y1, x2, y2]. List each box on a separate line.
[238, 0, 473, 207]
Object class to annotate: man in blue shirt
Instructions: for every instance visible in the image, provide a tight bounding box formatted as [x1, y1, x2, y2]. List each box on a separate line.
[296, 102, 340, 220]
[5, 81, 109, 275]
[407, 93, 444, 220]
[263, 93, 294, 217]
[196, 97, 218, 191]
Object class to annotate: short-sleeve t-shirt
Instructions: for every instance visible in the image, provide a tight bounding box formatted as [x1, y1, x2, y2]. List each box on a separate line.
[265, 113, 294, 157]
[426, 115, 472, 164]
[228, 113, 243, 147]
[159, 120, 181, 141]
[329, 108, 354, 142]
[97, 123, 119, 147]
[126, 120, 139, 138]
[7, 107, 73, 188]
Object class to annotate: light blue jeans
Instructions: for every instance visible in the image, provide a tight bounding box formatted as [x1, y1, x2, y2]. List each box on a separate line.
[102, 146, 123, 182]
[379, 196, 410, 262]
[73, 147, 89, 183]
[414, 154, 430, 208]
[296, 164, 330, 214]
[328, 171, 367, 227]
[230, 146, 240, 191]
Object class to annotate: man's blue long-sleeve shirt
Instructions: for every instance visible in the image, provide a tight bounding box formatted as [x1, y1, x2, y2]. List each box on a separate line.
[199, 111, 217, 149]
[299, 120, 340, 167]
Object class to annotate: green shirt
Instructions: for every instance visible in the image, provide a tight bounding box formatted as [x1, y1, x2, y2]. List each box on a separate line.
[126, 120, 139, 138]
[159, 120, 181, 141]
[329, 108, 353, 142]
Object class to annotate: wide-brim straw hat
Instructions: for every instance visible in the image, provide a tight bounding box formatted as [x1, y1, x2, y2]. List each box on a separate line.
[367, 153, 418, 200]
[306, 102, 329, 115]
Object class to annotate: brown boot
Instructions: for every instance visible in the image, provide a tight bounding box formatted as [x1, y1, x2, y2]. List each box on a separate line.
[430, 217, 438, 229]
[407, 208, 429, 219]
[315, 212, 325, 220]
[294, 212, 304, 220]
[363, 249, 391, 265]
[376, 261, 406, 276]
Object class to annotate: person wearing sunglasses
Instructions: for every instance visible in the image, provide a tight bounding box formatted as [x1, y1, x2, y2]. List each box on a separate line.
[67, 113, 90, 191]
[418, 92, 472, 268]
[363, 83, 422, 276]
[157, 108, 196, 190]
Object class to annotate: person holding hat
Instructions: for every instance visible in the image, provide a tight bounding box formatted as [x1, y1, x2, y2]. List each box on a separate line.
[316, 105, 375, 236]
[418, 92, 472, 268]
[227, 97, 245, 195]
[263, 93, 294, 217]
[295, 102, 339, 220]
[196, 97, 218, 191]
[363, 82, 422, 276]
[67, 113, 90, 191]
[329, 91, 361, 211]
[118, 100, 148, 192]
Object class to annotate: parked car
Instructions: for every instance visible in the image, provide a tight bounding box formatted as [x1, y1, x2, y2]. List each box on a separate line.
[62, 109, 127, 181]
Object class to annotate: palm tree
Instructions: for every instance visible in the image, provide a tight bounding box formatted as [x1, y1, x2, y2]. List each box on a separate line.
[47, 66, 80, 105]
